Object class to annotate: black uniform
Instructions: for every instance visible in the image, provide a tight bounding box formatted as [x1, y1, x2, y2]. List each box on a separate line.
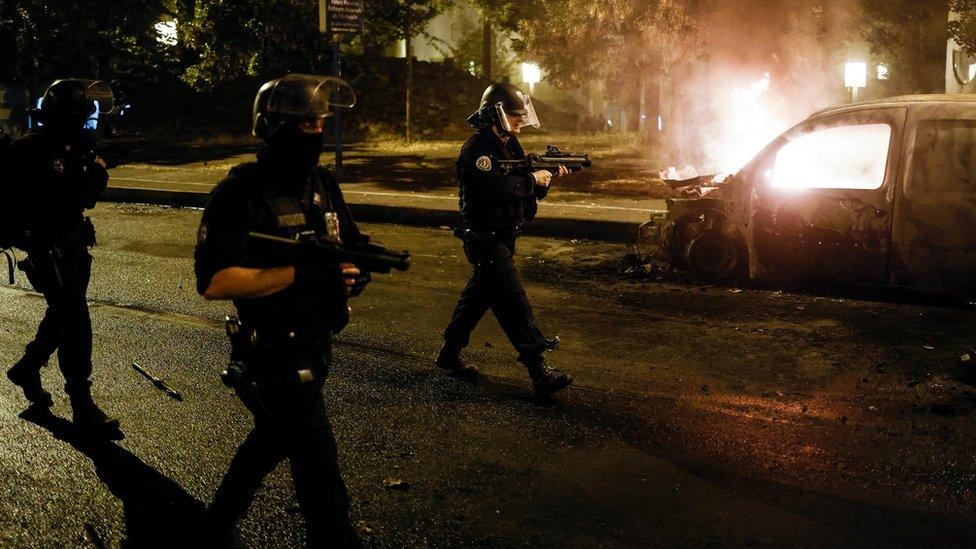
[8, 128, 106, 397]
[194, 147, 361, 547]
[442, 128, 550, 367]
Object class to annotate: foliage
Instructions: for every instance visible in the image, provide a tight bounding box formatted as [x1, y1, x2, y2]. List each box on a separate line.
[950, 0, 976, 54]
[859, 0, 949, 94]
[467, 0, 701, 92]
[181, 0, 330, 90]
[0, 0, 174, 86]
[358, 0, 455, 50]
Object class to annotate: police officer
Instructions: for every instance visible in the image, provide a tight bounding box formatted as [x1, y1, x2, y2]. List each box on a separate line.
[194, 74, 365, 547]
[436, 82, 573, 395]
[5, 79, 119, 435]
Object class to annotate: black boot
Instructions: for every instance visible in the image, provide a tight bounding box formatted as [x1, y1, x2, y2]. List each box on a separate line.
[525, 360, 573, 396]
[67, 383, 120, 436]
[435, 342, 467, 371]
[6, 360, 53, 408]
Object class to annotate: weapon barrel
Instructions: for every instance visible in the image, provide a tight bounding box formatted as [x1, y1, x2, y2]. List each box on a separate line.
[247, 231, 410, 273]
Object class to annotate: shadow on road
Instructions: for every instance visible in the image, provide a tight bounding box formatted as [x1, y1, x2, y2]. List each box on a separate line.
[18, 407, 205, 548]
[342, 153, 455, 192]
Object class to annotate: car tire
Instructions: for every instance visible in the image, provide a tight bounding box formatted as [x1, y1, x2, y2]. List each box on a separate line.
[684, 230, 744, 283]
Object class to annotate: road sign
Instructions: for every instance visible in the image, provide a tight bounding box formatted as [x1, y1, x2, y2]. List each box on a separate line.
[327, 0, 364, 35]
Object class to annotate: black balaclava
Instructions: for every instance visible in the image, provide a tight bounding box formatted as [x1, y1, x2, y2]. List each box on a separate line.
[264, 120, 325, 174]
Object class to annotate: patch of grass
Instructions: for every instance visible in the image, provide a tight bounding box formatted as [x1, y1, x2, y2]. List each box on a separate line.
[363, 132, 660, 163]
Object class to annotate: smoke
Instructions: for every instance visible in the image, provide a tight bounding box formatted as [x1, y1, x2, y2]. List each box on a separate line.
[669, 0, 859, 174]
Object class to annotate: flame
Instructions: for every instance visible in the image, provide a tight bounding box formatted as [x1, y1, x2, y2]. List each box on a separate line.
[712, 72, 788, 173]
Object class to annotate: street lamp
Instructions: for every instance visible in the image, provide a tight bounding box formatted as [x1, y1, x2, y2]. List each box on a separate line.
[845, 62, 867, 103]
[521, 62, 541, 95]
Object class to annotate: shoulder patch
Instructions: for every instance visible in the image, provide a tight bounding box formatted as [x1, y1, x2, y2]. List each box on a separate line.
[475, 155, 492, 172]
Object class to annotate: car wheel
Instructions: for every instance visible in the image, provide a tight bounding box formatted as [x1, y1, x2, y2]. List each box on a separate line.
[685, 230, 743, 283]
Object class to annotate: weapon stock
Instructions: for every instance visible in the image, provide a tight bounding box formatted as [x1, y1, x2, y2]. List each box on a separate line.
[499, 144, 592, 175]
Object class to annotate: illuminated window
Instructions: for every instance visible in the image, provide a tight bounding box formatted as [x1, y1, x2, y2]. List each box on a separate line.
[910, 119, 976, 199]
[771, 124, 891, 190]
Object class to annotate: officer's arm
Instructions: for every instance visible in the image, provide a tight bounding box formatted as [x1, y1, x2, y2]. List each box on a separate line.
[203, 266, 296, 300]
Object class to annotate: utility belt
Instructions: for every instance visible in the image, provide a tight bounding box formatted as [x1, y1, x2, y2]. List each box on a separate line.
[454, 227, 519, 265]
[221, 316, 330, 415]
[18, 219, 96, 290]
[453, 226, 520, 244]
[24, 217, 96, 256]
[225, 316, 331, 359]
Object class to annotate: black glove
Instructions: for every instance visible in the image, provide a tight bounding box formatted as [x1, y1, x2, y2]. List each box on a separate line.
[349, 271, 371, 297]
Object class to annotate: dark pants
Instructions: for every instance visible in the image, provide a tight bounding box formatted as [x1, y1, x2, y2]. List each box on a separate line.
[443, 238, 547, 365]
[17, 247, 94, 394]
[205, 340, 360, 548]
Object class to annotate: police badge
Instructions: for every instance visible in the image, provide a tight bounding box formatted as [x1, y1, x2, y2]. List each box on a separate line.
[475, 155, 492, 172]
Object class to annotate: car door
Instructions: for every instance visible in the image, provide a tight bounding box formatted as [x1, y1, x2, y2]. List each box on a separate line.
[747, 108, 906, 284]
[891, 102, 976, 297]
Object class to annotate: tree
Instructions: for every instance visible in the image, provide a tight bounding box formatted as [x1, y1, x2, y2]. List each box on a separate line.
[182, 0, 330, 90]
[950, 0, 976, 53]
[859, 0, 949, 95]
[0, 0, 174, 87]
[359, 0, 454, 140]
[469, 0, 701, 133]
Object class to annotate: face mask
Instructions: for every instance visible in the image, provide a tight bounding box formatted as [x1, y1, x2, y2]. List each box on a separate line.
[266, 122, 324, 171]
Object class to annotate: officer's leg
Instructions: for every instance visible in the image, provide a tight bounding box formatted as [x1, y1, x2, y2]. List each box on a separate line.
[204, 368, 290, 541]
[439, 267, 491, 370]
[23, 307, 62, 366]
[286, 371, 360, 548]
[57, 266, 94, 390]
[7, 256, 63, 407]
[485, 248, 572, 395]
[204, 421, 286, 536]
[55, 252, 118, 431]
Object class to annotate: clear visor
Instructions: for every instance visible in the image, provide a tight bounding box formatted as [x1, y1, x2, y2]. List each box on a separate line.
[268, 74, 357, 118]
[84, 80, 116, 116]
[494, 92, 541, 132]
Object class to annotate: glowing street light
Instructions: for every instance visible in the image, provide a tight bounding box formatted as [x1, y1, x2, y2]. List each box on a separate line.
[845, 62, 867, 103]
[521, 62, 541, 94]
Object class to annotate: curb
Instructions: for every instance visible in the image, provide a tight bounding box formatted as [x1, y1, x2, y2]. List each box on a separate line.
[102, 187, 639, 244]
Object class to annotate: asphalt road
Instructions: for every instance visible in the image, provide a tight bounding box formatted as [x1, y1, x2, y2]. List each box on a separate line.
[1, 204, 974, 547]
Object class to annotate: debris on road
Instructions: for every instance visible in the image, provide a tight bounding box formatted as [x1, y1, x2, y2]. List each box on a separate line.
[383, 478, 410, 491]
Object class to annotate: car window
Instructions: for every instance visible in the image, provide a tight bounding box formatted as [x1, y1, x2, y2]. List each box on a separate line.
[770, 123, 891, 190]
[910, 119, 976, 198]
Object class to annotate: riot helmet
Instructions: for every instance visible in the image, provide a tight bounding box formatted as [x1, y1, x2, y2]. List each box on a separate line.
[32, 79, 115, 128]
[252, 74, 356, 140]
[466, 82, 540, 133]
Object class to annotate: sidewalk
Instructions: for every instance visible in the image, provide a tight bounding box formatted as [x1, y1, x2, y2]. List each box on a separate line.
[105, 148, 665, 243]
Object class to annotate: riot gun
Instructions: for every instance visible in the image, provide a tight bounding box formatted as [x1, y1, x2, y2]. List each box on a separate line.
[498, 144, 592, 175]
[246, 231, 410, 274]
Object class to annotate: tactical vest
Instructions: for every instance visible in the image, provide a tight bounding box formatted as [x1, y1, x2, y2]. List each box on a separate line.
[231, 164, 349, 331]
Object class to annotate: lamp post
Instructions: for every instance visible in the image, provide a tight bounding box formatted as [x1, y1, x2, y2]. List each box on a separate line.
[521, 62, 541, 95]
[845, 62, 867, 103]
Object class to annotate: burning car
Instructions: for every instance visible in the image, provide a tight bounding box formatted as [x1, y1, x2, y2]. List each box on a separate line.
[654, 95, 976, 298]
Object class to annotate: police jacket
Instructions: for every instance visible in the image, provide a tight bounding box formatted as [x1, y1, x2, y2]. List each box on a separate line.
[457, 128, 548, 232]
[6, 128, 107, 248]
[194, 147, 364, 331]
